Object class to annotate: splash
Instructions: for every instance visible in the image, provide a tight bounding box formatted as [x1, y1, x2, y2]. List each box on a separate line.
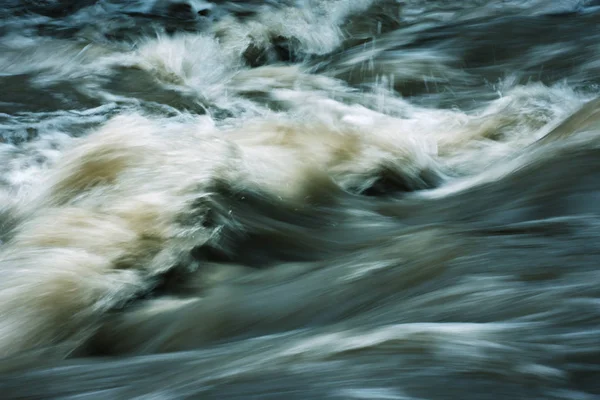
[0, 1, 599, 399]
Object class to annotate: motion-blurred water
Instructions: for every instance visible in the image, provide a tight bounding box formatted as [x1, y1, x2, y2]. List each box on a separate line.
[1, 1, 600, 398]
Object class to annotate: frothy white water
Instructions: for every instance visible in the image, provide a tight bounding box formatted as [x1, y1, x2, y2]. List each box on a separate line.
[0, 85, 595, 358]
[1, 0, 600, 399]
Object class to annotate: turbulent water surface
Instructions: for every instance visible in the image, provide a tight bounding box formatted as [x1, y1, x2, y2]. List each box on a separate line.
[1, 0, 600, 398]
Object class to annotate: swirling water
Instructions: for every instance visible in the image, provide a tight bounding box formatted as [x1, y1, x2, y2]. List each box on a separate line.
[0, 1, 600, 399]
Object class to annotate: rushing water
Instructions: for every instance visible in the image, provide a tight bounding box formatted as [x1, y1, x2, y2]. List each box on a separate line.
[0, 0, 600, 398]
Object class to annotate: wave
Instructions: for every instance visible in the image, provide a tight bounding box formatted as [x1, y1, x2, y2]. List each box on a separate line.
[0, 1, 600, 399]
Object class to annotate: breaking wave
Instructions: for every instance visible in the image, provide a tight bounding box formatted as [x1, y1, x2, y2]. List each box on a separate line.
[1, 1, 600, 399]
